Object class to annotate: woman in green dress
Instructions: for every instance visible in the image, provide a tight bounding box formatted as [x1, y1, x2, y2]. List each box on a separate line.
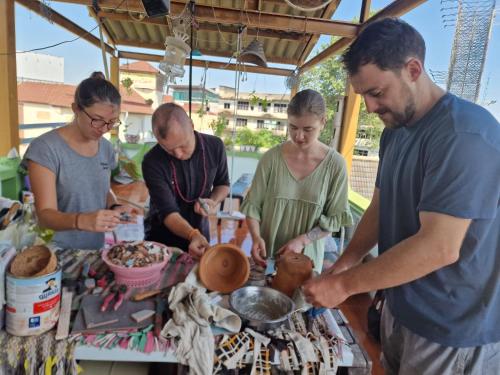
[241, 89, 353, 272]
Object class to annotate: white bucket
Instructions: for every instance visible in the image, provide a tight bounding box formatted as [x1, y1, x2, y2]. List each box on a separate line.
[5, 267, 61, 336]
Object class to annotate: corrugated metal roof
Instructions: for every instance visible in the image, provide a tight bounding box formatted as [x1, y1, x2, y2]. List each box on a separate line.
[97, 0, 341, 66]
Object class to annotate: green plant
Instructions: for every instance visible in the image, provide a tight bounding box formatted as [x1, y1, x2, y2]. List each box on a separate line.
[121, 77, 134, 95]
[249, 93, 260, 107]
[209, 114, 229, 137]
[260, 97, 270, 112]
[235, 128, 256, 146]
[145, 98, 154, 106]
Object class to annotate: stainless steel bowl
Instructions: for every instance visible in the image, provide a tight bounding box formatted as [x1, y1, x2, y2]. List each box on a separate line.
[229, 286, 295, 331]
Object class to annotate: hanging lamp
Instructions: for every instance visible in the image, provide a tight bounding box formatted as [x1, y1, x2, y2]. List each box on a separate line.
[237, 38, 268, 68]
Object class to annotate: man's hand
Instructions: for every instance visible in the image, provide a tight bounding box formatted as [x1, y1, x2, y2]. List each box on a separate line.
[277, 235, 308, 257]
[188, 232, 210, 259]
[302, 272, 350, 308]
[251, 236, 267, 267]
[194, 198, 217, 217]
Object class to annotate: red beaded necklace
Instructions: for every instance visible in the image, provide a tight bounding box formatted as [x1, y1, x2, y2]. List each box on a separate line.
[169, 132, 208, 203]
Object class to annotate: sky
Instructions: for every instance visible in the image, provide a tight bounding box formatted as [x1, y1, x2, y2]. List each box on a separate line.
[14, 0, 500, 120]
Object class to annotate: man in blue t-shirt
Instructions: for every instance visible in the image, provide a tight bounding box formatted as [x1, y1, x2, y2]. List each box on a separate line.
[303, 18, 500, 374]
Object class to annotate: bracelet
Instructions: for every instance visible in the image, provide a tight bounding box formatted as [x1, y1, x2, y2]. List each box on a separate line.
[74, 213, 81, 231]
[109, 203, 122, 210]
[188, 228, 201, 241]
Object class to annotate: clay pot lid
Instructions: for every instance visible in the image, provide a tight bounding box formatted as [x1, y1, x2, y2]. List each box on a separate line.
[271, 252, 313, 297]
[10, 245, 57, 277]
[199, 244, 250, 293]
[276, 252, 314, 276]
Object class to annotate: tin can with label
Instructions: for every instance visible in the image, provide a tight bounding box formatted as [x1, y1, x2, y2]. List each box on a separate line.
[5, 267, 61, 336]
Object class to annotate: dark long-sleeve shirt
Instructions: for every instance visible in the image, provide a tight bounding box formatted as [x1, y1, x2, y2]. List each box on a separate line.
[142, 132, 229, 250]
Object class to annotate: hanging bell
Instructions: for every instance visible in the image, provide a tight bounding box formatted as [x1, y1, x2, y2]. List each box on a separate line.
[238, 39, 268, 68]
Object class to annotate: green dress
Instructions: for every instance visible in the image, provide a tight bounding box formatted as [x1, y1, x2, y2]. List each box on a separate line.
[241, 144, 353, 272]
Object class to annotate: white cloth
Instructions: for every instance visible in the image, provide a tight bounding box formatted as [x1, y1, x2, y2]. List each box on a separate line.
[161, 282, 241, 375]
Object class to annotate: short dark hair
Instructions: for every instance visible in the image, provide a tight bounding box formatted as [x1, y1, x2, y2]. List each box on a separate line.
[74, 71, 121, 109]
[287, 89, 326, 118]
[342, 18, 426, 75]
[152, 103, 190, 139]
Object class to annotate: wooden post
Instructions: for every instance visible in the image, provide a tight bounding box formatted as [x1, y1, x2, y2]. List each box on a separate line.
[339, 83, 361, 174]
[110, 55, 120, 139]
[0, 0, 20, 155]
[110, 55, 120, 88]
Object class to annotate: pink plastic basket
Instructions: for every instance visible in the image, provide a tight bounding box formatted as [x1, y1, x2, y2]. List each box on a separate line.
[101, 241, 171, 288]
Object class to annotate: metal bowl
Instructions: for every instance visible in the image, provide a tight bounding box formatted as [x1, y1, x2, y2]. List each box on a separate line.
[229, 286, 295, 331]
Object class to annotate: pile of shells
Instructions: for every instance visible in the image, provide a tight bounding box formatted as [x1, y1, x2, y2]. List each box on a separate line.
[107, 241, 165, 268]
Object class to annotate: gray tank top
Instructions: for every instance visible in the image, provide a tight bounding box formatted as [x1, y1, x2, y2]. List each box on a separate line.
[23, 129, 117, 249]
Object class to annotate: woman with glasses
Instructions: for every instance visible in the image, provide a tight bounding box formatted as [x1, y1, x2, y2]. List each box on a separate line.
[23, 72, 132, 249]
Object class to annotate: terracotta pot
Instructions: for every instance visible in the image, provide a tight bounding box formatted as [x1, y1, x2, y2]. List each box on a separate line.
[199, 244, 250, 293]
[271, 252, 313, 297]
[10, 245, 58, 277]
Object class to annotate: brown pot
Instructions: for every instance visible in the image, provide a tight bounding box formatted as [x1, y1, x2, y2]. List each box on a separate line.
[271, 252, 313, 297]
[199, 244, 250, 293]
[10, 245, 58, 277]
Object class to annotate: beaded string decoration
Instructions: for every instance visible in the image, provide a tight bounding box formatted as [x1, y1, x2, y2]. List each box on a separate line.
[169, 132, 208, 203]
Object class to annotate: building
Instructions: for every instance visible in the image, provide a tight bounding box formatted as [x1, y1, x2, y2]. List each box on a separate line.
[119, 61, 164, 108]
[167, 85, 220, 133]
[17, 52, 64, 84]
[17, 81, 154, 154]
[216, 86, 289, 135]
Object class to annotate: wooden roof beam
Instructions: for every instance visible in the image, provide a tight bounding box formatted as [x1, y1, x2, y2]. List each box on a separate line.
[54, 0, 359, 37]
[360, 0, 372, 23]
[297, 0, 341, 66]
[97, 11, 308, 41]
[16, 0, 115, 54]
[88, 6, 116, 47]
[299, 0, 428, 73]
[118, 50, 294, 76]
[115, 39, 298, 65]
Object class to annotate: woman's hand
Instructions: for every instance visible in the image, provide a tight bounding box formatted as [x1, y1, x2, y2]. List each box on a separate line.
[78, 209, 121, 232]
[188, 233, 210, 259]
[251, 236, 267, 267]
[111, 205, 138, 224]
[276, 235, 308, 257]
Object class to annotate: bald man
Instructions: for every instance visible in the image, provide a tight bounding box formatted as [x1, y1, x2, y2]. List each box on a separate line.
[142, 103, 230, 258]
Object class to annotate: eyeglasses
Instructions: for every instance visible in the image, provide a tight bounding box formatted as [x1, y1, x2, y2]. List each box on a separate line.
[81, 108, 122, 130]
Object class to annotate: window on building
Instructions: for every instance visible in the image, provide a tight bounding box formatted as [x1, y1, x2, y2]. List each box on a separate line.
[275, 122, 284, 131]
[236, 118, 248, 127]
[257, 120, 265, 129]
[354, 149, 369, 156]
[224, 103, 231, 109]
[273, 103, 287, 113]
[237, 101, 249, 110]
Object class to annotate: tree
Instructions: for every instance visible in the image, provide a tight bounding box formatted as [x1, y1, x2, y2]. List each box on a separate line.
[209, 114, 229, 137]
[300, 33, 384, 149]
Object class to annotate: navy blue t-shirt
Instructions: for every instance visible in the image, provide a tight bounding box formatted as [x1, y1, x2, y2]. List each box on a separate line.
[376, 93, 500, 347]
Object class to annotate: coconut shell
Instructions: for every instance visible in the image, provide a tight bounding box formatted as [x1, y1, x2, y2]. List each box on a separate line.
[10, 245, 57, 277]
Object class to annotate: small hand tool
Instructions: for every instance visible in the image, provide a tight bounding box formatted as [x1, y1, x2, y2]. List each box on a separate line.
[198, 198, 210, 215]
[100, 284, 127, 312]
